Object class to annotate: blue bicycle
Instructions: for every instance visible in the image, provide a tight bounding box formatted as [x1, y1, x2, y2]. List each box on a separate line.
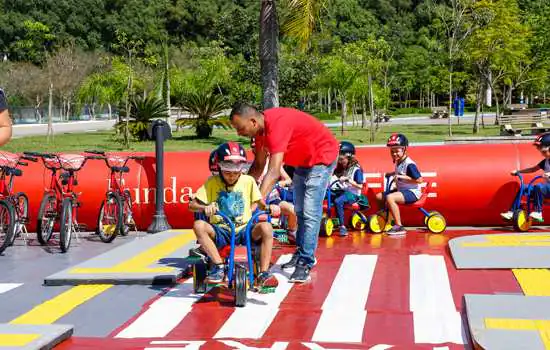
[191, 209, 275, 307]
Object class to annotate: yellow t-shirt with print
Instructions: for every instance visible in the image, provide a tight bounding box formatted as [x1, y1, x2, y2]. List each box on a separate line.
[194, 174, 262, 232]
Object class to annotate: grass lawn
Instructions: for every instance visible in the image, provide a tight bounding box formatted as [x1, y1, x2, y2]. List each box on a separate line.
[5, 123, 499, 153]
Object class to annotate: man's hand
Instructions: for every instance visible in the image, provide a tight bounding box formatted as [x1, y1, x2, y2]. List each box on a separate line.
[339, 176, 349, 182]
[204, 203, 218, 217]
[544, 172, 550, 180]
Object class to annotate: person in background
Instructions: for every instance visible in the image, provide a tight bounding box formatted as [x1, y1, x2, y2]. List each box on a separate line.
[0, 88, 13, 146]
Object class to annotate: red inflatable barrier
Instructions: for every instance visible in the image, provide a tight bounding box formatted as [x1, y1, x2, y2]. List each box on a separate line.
[15, 143, 544, 232]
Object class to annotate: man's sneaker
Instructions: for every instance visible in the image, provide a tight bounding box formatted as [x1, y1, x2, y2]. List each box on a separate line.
[529, 211, 544, 222]
[257, 271, 279, 292]
[289, 260, 311, 283]
[500, 211, 514, 221]
[207, 264, 225, 283]
[281, 253, 299, 270]
[339, 226, 348, 237]
[386, 225, 407, 236]
[189, 246, 207, 260]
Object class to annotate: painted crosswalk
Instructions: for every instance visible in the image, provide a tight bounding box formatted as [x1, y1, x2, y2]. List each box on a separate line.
[0, 283, 22, 295]
[107, 252, 480, 347]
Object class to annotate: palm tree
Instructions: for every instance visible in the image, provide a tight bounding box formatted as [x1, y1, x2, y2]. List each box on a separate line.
[260, 0, 324, 110]
[175, 92, 231, 139]
[115, 95, 168, 141]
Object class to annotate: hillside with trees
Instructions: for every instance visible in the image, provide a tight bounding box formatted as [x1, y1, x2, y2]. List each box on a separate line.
[1, 0, 549, 140]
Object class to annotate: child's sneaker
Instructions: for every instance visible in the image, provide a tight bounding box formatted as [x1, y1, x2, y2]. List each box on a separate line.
[207, 264, 225, 283]
[257, 271, 279, 292]
[500, 211, 514, 220]
[386, 225, 407, 235]
[529, 211, 544, 222]
[339, 226, 348, 237]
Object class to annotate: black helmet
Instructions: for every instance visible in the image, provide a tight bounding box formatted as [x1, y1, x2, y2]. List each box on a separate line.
[534, 133, 550, 149]
[208, 148, 219, 174]
[386, 133, 409, 148]
[339, 141, 355, 156]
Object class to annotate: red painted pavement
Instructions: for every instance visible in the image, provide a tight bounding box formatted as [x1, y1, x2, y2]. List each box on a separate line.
[56, 229, 522, 349]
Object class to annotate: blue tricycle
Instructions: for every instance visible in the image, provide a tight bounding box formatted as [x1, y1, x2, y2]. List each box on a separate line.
[504, 173, 546, 232]
[191, 209, 274, 307]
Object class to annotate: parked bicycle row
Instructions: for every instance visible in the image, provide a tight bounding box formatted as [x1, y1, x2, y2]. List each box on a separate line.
[0, 151, 144, 254]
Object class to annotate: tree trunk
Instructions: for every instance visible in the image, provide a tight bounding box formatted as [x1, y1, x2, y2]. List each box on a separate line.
[493, 87, 500, 125]
[369, 73, 375, 143]
[108, 103, 112, 119]
[361, 95, 367, 129]
[125, 52, 133, 148]
[340, 93, 346, 135]
[473, 82, 481, 134]
[47, 82, 54, 141]
[259, 0, 279, 110]
[448, 69, 453, 137]
[165, 44, 171, 122]
[328, 88, 331, 114]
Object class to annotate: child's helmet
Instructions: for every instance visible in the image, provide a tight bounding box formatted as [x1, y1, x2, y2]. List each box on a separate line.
[386, 133, 409, 148]
[208, 148, 219, 175]
[216, 142, 247, 172]
[534, 133, 550, 149]
[339, 141, 356, 156]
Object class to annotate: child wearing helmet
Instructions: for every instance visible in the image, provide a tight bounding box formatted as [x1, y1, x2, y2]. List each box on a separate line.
[501, 132, 550, 222]
[330, 141, 366, 236]
[378, 133, 423, 235]
[189, 142, 278, 290]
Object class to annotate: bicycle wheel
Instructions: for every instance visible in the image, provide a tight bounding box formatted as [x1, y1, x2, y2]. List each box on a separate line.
[97, 192, 123, 243]
[9, 192, 29, 246]
[0, 199, 16, 255]
[37, 193, 57, 245]
[59, 198, 73, 253]
[120, 189, 134, 236]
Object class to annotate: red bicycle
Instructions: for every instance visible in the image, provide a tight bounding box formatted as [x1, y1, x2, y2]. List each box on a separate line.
[24, 152, 102, 252]
[0, 152, 37, 248]
[85, 150, 145, 243]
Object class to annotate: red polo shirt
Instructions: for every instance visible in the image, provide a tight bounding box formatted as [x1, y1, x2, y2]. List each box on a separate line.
[255, 107, 338, 168]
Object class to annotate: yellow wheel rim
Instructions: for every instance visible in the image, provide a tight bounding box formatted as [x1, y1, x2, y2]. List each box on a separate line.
[516, 210, 531, 232]
[369, 214, 386, 233]
[102, 224, 116, 236]
[352, 213, 366, 231]
[325, 219, 334, 237]
[427, 215, 446, 233]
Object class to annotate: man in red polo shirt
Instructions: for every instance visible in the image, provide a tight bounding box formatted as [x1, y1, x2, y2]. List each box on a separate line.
[230, 103, 338, 282]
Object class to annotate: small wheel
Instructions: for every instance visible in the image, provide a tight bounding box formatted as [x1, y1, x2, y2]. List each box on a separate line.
[37, 193, 56, 245]
[426, 214, 447, 234]
[424, 211, 441, 225]
[121, 189, 133, 236]
[351, 212, 367, 231]
[319, 217, 334, 237]
[234, 265, 248, 307]
[513, 209, 531, 232]
[97, 192, 123, 243]
[0, 199, 16, 255]
[9, 193, 28, 246]
[59, 198, 73, 253]
[193, 261, 208, 293]
[368, 214, 385, 233]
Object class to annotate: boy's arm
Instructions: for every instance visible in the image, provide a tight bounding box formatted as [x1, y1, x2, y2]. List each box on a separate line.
[397, 164, 423, 184]
[514, 165, 543, 174]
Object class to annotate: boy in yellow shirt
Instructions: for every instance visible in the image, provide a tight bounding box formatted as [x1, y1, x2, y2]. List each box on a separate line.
[189, 142, 278, 290]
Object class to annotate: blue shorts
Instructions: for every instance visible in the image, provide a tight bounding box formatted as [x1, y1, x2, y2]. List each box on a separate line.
[213, 224, 261, 248]
[400, 190, 419, 204]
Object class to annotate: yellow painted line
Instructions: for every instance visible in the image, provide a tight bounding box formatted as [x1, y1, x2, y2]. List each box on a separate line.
[10, 285, 113, 325]
[513, 269, 550, 296]
[0, 333, 40, 346]
[462, 234, 550, 247]
[485, 318, 550, 349]
[70, 232, 194, 274]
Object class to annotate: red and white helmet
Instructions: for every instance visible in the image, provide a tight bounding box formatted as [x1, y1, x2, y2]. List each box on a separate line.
[216, 142, 247, 172]
[386, 133, 409, 148]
